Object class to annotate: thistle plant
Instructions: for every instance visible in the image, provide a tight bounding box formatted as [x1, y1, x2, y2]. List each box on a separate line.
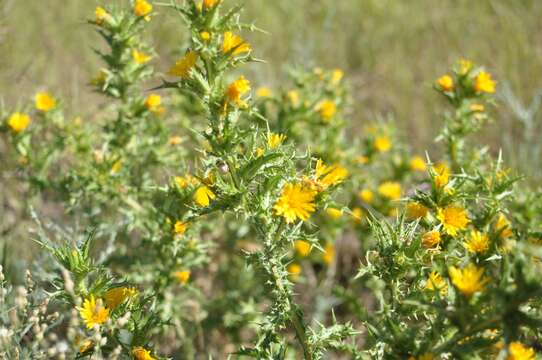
[1, 1, 541, 359]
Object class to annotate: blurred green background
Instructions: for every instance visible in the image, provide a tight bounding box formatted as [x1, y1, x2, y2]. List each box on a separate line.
[1, 0, 542, 178]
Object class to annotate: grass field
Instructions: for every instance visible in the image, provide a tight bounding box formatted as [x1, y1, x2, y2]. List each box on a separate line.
[2, 0, 542, 179]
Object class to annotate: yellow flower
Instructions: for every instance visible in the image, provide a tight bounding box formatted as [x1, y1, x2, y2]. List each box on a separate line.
[374, 136, 392, 153]
[287, 90, 300, 106]
[255, 147, 265, 158]
[226, 76, 251, 106]
[474, 71, 496, 93]
[378, 181, 401, 200]
[144, 94, 161, 112]
[132, 49, 152, 64]
[410, 156, 427, 171]
[7, 112, 31, 133]
[35, 92, 56, 112]
[79, 339, 94, 353]
[203, 0, 218, 9]
[274, 183, 316, 223]
[95, 6, 110, 25]
[326, 208, 343, 219]
[111, 159, 123, 173]
[322, 243, 335, 265]
[425, 271, 447, 295]
[200, 31, 211, 41]
[174, 220, 188, 235]
[267, 133, 286, 149]
[432, 163, 450, 188]
[470, 103, 485, 112]
[168, 51, 198, 79]
[194, 186, 216, 207]
[506, 342, 535, 360]
[459, 59, 473, 75]
[256, 87, 272, 98]
[173, 270, 191, 285]
[358, 189, 374, 203]
[169, 136, 183, 145]
[351, 207, 364, 223]
[437, 206, 469, 236]
[133, 0, 153, 18]
[132, 346, 155, 360]
[316, 100, 337, 121]
[332, 69, 344, 85]
[422, 230, 441, 248]
[104, 287, 137, 309]
[294, 240, 312, 257]
[315, 160, 348, 189]
[175, 175, 197, 188]
[222, 31, 251, 56]
[407, 202, 429, 219]
[287, 263, 302, 280]
[448, 264, 488, 297]
[79, 295, 109, 329]
[464, 230, 489, 254]
[496, 213, 513, 238]
[356, 155, 369, 165]
[437, 74, 454, 91]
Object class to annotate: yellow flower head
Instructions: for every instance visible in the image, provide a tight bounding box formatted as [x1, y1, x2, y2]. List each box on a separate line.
[356, 155, 369, 165]
[410, 156, 427, 171]
[407, 202, 429, 219]
[134, 0, 153, 18]
[437, 206, 469, 236]
[200, 31, 211, 41]
[331, 69, 344, 85]
[422, 230, 441, 248]
[256, 87, 272, 98]
[351, 207, 364, 223]
[144, 94, 161, 111]
[470, 103, 485, 112]
[464, 230, 489, 254]
[432, 163, 450, 188]
[448, 264, 488, 297]
[425, 271, 447, 295]
[168, 51, 198, 79]
[175, 174, 197, 188]
[437, 74, 454, 91]
[378, 181, 401, 201]
[287, 263, 302, 280]
[358, 189, 374, 203]
[374, 136, 392, 153]
[174, 220, 188, 235]
[322, 243, 335, 265]
[132, 346, 155, 360]
[267, 133, 286, 149]
[104, 287, 137, 309]
[316, 100, 337, 121]
[315, 160, 348, 189]
[496, 213, 513, 238]
[79, 295, 109, 329]
[194, 185, 216, 207]
[203, 0, 218, 9]
[79, 339, 94, 353]
[326, 208, 343, 219]
[506, 342, 535, 360]
[294, 240, 312, 257]
[222, 31, 251, 56]
[474, 71, 496, 94]
[7, 112, 31, 133]
[226, 76, 251, 106]
[169, 136, 183, 145]
[132, 49, 152, 64]
[459, 59, 473, 75]
[173, 270, 191, 284]
[35, 92, 56, 112]
[95, 6, 110, 25]
[274, 183, 317, 223]
[287, 90, 300, 106]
